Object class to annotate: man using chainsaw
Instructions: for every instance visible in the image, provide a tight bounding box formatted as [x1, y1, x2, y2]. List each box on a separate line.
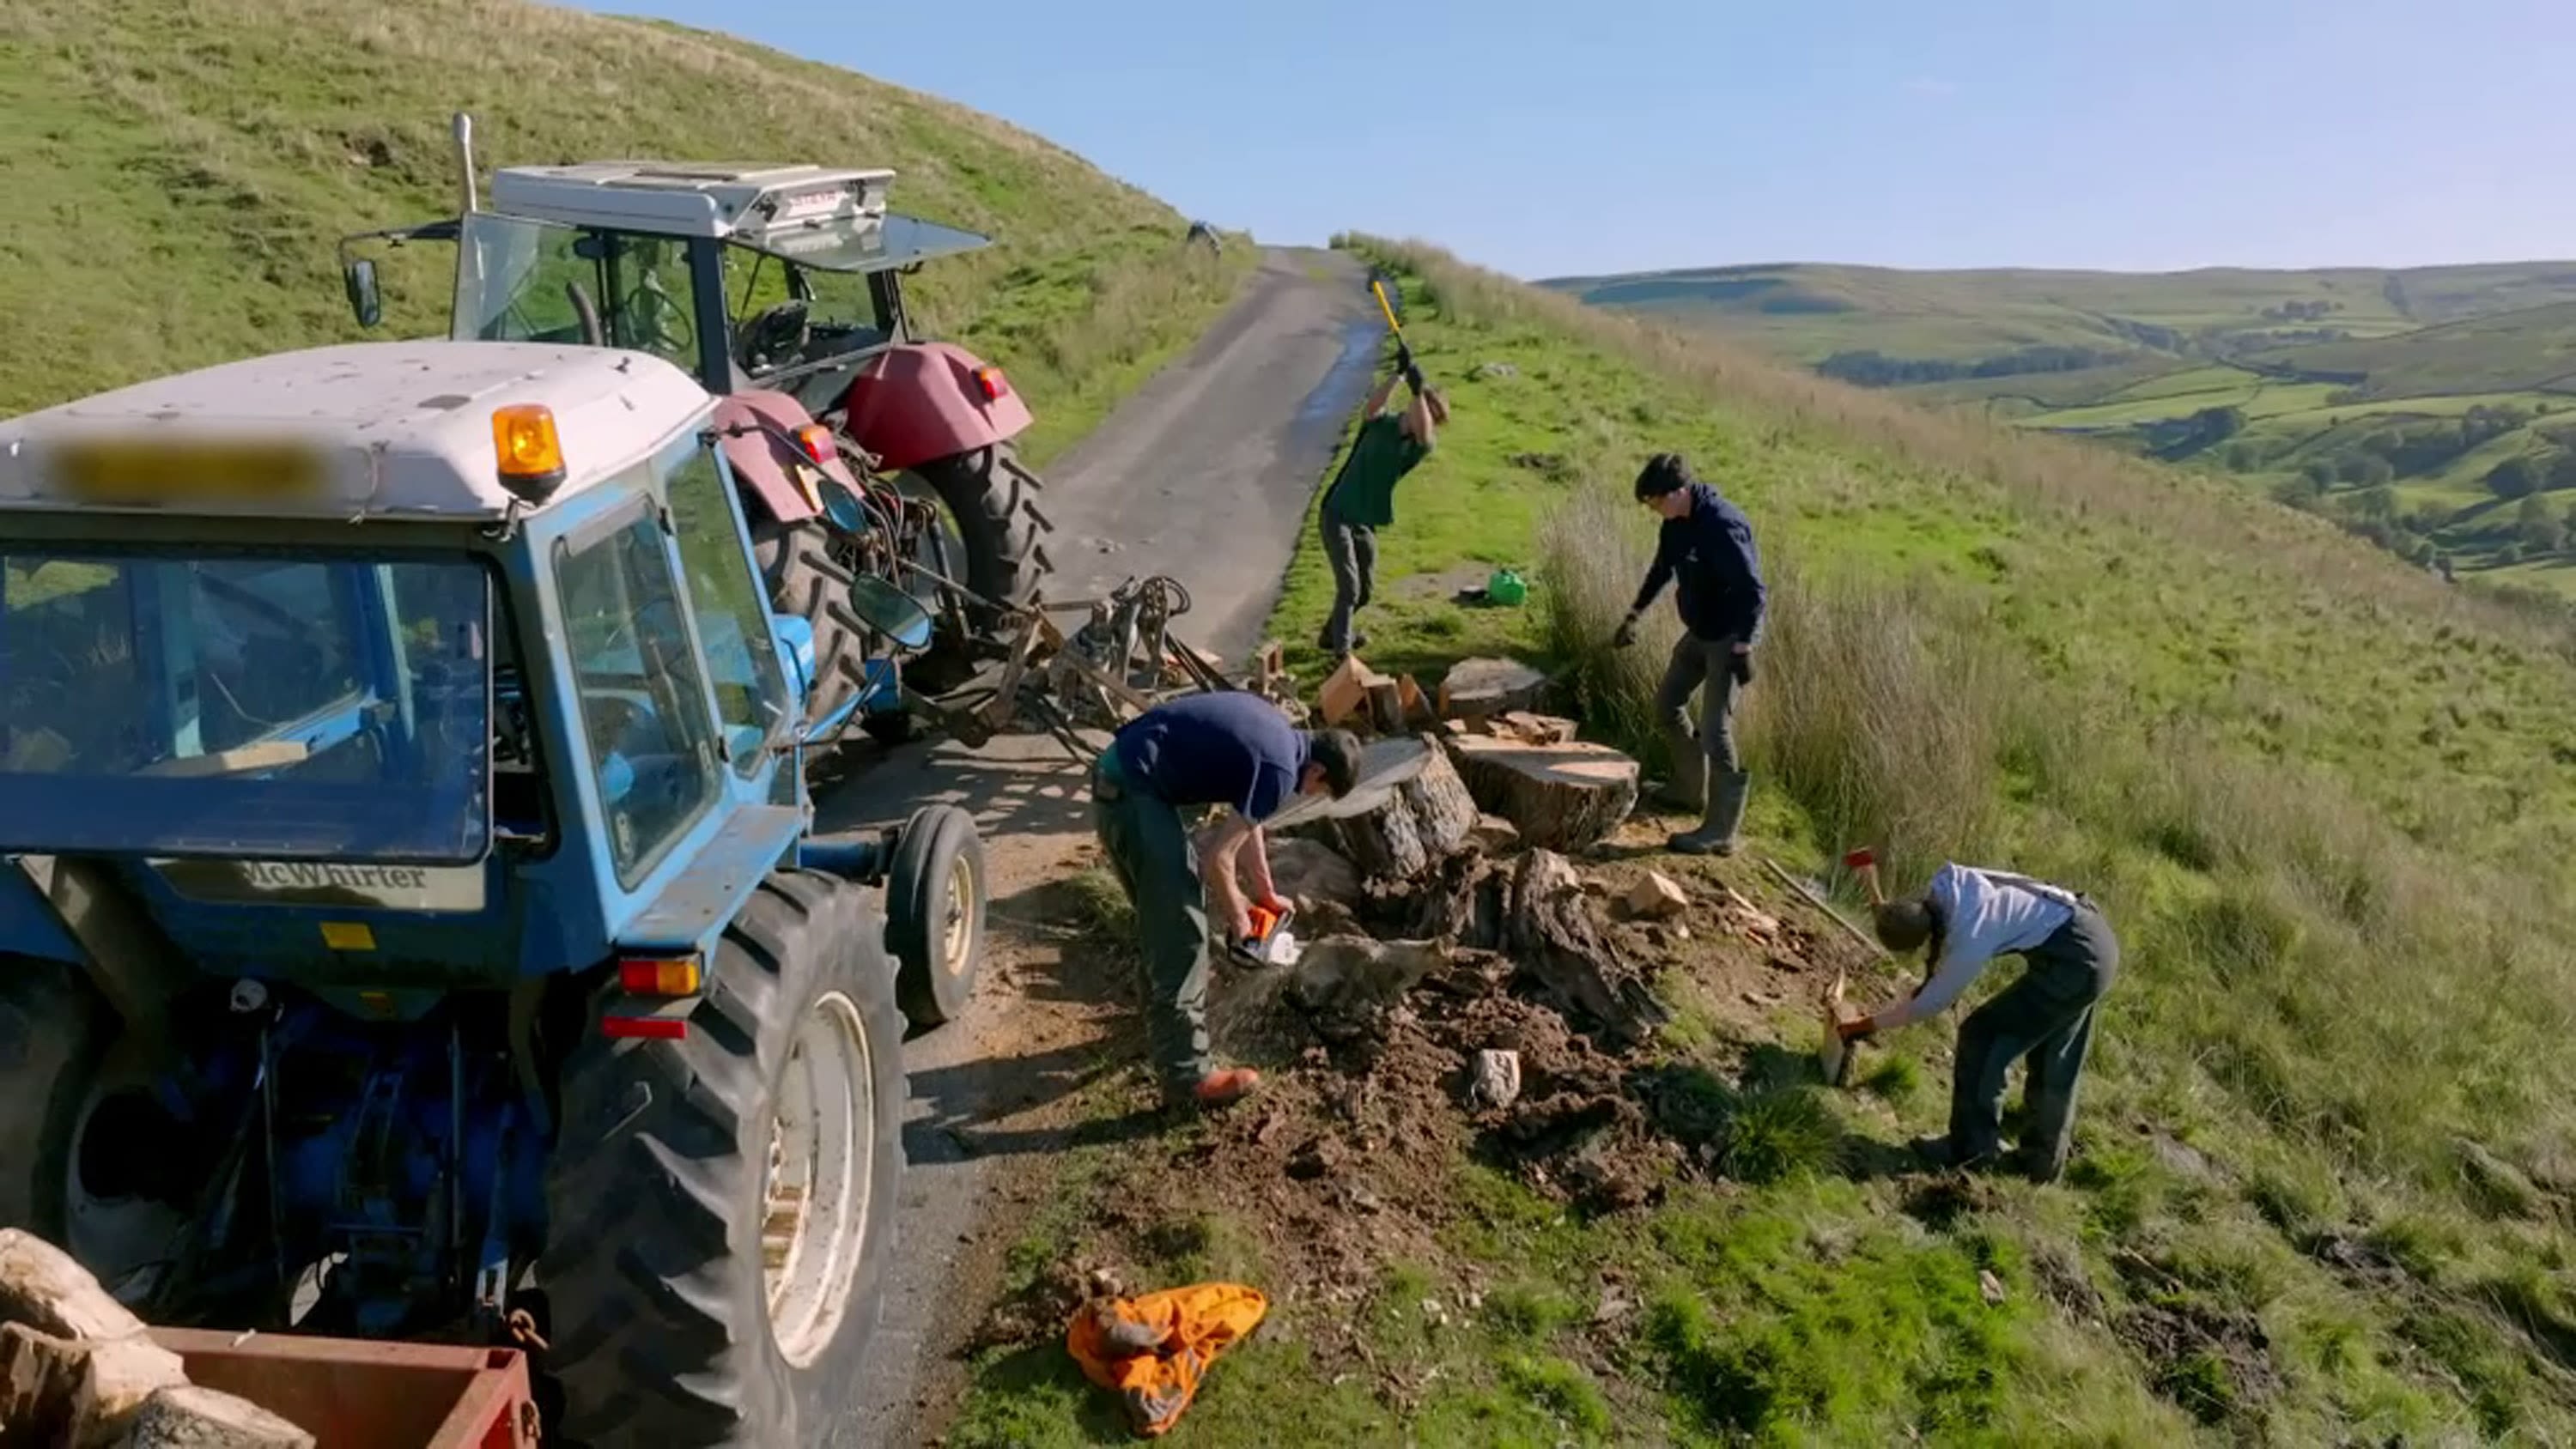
[1612, 452, 1767, 855]
[1091, 692, 1363, 1110]
[1836, 864, 2120, 1184]
[1316, 342, 1447, 657]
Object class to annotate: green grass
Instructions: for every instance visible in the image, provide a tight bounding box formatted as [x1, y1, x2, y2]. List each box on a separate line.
[0, 0, 1255, 461]
[957, 237, 2576, 1443]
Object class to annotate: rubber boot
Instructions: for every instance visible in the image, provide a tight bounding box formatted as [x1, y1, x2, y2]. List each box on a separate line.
[1669, 769, 1748, 856]
[1656, 737, 1708, 814]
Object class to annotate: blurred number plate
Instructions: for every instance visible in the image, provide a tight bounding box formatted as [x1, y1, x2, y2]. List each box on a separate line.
[55, 439, 323, 504]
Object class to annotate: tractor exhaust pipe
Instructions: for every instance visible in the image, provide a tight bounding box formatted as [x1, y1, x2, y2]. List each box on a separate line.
[452, 112, 479, 214]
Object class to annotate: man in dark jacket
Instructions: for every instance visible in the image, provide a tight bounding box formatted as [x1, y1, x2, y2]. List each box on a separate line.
[1613, 453, 1767, 854]
[1315, 343, 1448, 656]
[1091, 692, 1364, 1110]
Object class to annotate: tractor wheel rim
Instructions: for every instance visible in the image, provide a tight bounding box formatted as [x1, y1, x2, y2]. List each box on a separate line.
[762, 991, 875, 1367]
[942, 855, 979, 981]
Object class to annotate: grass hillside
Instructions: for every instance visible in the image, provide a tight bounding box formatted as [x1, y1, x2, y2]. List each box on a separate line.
[0, 0, 1252, 463]
[955, 241, 2576, 1444]
[1546, 259, 2576, 601]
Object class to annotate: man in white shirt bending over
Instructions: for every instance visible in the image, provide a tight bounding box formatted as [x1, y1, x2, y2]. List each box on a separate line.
[1835, 863, 2121, 1184]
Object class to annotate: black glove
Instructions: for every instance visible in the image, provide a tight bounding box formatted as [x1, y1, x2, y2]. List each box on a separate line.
[1394, 339, 1415, 374]
[1612, 613, 1639, 649]
[1402, 364, 1426, 394]
[1729, 649, 1753, 687]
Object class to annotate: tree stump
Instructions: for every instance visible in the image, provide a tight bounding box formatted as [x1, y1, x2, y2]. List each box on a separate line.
[1443, 734, 1640, 852]
[1270, 735, 1478, 882]
[1504, 851, 1668, 1047]
[1436, 658, 1550, 721]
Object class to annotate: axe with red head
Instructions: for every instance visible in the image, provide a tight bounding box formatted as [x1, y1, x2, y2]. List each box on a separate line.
[1843, 846, 1885, 906]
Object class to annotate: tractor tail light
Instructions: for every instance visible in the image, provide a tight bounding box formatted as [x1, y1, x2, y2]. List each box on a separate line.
[601, 1016, 687, 1041]
[793, 424, 836, 467]
[618, 956, 702, 996]
[972, 367, 1008, 402]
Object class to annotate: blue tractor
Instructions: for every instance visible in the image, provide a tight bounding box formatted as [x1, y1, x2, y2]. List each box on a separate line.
[0, 338, 987, 1446]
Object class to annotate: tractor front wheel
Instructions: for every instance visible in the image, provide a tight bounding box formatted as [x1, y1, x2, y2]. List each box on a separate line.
[885, 805, 987, 1031]
[0, 955, 106, 1238]
[538, 873, 905, 1449]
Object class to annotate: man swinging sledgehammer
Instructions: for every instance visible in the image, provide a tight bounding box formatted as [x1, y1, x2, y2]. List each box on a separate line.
[1835, 861, 2121, 1184]
[1090, 693, 1363, 1111]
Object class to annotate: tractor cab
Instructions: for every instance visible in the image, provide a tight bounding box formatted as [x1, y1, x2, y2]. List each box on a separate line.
[0, 341, 924, 991]
[342, 161, 1004, 425]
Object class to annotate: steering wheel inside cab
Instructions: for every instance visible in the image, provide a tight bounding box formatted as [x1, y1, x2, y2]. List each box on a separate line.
[737, 299, 811, 376]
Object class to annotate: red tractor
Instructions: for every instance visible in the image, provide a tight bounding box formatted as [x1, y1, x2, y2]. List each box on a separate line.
[339, 116, 1053, 744]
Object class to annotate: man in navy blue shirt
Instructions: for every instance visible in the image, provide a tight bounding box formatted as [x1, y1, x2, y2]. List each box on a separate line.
[1091, 692, 1363, 1110]
[1613, 453, 1768, 855]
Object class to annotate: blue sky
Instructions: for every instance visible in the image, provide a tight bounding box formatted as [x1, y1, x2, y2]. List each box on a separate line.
[579, 0, 2576, 281]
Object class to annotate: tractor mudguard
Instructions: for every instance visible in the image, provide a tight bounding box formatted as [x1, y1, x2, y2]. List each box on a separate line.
[839, 341, 1033, 475]
[714, 390, 860, 529]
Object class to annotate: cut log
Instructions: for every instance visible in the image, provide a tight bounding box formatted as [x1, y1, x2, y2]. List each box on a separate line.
[1264, 838, 1361, 907]
[1490, 711, 1577, 745]
[1317, 655, 1393, 728]
[1436, 657, 1550, 721]
[1287, 937, 1448, 1041]
[0, 1229, 149, 1343]
[1396, 675, 1437, 731]
[1504, 851, 1668, 1047]
[1406, 846, 1508, 947]
[1364, 676, 1405, 735]
[1272, 735, 1478, 882]
[1443, 734, 1640, 852]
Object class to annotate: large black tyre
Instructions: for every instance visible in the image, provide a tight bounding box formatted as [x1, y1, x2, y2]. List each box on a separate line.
[885, 805, 987, 1031]
[754, 521, 874, 737]
[538, 873, 905, 1449]
[0, 955, 106, 1237]
[908, 442, 1051, 640]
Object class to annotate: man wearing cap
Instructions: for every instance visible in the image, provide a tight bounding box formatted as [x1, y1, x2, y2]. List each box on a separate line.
[1837, 863, 2120, 1184]
[1091, 692, 1364, 1111]
[1612, 452, 1768, 855]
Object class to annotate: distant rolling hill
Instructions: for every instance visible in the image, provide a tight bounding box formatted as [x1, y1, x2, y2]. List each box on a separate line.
[1540, 259, 2576, 598]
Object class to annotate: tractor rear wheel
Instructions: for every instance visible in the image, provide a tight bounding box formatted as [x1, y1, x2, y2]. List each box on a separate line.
[539, 873, 905, 1449]
[755, 520, 874, 739]
[907, 442, 1051, 646]
[885, 805, 987, 1031]
[0, 955, 106, 1238]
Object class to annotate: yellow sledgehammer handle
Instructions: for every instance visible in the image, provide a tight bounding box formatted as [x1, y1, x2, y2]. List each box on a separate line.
[1371, 278, 1404, 338]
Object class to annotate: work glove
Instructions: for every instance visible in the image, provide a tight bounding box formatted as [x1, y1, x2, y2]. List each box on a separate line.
[1728, 648, 1753, 687]
[1402, 364, 1426, 394]
[1612, 612, 1640, 649]
[1394, 339, 1415, 374]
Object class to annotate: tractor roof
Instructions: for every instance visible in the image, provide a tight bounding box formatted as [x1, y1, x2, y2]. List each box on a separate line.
[487, 161, 993, 270]
[0, 342, 708, 524]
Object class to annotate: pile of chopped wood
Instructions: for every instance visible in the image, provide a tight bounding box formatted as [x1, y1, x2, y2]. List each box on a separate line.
[0, 1230, 314, 1448]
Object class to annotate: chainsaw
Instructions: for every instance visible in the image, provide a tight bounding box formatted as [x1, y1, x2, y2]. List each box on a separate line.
[1227, 901, 1302, 968]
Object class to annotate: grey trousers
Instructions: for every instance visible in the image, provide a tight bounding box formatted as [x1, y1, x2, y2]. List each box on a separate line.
[1654, 632, 1743, 801]
[1948, 900, 2119, 1180]
[1318, 512, 1376, 652]
[1089, 753, 1213, 1094]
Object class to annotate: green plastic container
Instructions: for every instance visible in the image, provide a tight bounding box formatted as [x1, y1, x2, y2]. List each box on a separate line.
[1485, 568, 1528, 607]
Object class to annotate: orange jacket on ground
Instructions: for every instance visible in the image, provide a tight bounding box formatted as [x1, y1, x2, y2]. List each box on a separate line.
[1065, 1282, 1268, 1437]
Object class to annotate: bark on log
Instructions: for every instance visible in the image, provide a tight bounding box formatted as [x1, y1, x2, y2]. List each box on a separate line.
[1273, 736, 1478, 882]
[1437, 658, 1550, 721]
[1503, 850, 1668, 1048]
[1443, 735, 1640, 852]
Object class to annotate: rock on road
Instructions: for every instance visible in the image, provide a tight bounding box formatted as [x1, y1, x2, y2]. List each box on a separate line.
[816, 246, 1380, 1446]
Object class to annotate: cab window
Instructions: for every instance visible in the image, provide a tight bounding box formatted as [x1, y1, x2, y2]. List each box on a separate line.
[556, 512, 722, 887]
[660, 433, 791, 773]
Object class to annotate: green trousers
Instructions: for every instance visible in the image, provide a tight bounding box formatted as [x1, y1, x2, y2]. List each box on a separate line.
[1090, 749, 1213, 1094]
[1948, 899, 2119, 1182]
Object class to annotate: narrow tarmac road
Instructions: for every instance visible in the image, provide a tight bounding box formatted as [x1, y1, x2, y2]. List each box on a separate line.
[817, 245, 1379, 1446]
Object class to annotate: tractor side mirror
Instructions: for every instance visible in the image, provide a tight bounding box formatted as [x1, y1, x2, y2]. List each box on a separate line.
[846, 576, 934, 652]
[343, 258, 383, 330]
[817, 480, 868, 534]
